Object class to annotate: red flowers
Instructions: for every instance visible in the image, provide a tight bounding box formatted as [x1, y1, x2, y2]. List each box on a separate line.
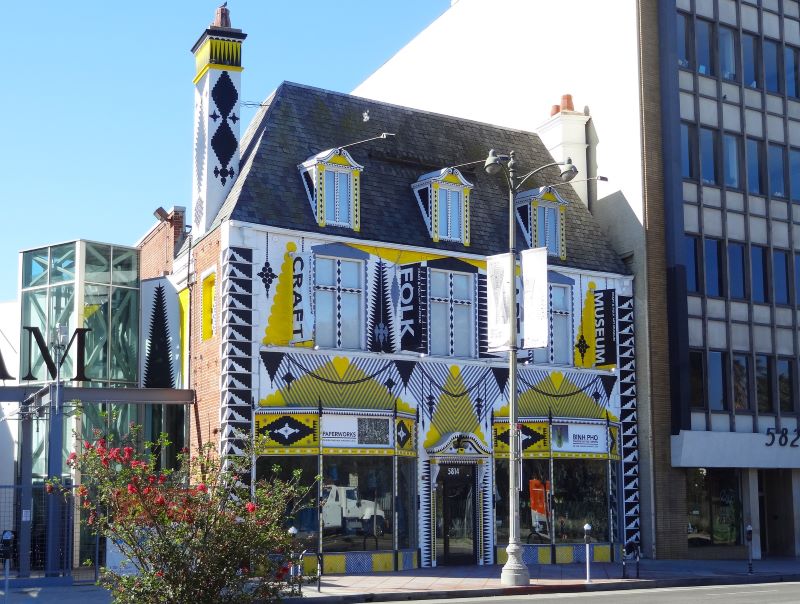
[45, 483, 54, 494]
[245, 502, 257, 514]
[127, 483, 138, 494]
[67, 452, 77, 465]
[154, 494, 166, 506]
[196, 483, 208, 494]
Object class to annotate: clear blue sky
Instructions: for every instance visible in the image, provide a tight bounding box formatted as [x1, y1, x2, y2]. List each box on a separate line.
[0, 1, 449, 301]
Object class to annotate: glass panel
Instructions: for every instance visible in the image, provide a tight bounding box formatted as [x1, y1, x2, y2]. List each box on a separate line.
[687, 468, 742, 547]
[743, 34, 760, 88]
[707, 351, 727, 411]
[747, 139, 763, 194]
[22, 248, 49, 289]
[796, 253, 800, 304]
[49, 243, 76, 284]
[700, 128, 717, 184]
[83, 284, 110, 381]
[324, 170, 336, 223]
[397, 457, 417, 549]
[720, 26, 737, 80]
[430, 301, 448, 356]
[430, 270, 448, 298]
[751, 246, 768, 303]
[786, 47, 798, 98]
[49, 284, 75, 380]
[732, 354, 750, 411]
[696, 20, 714, 76]
[452, 304, 471, 357]
[110, 287, 139, 382]
[690, 350, 705, 408]
[756, 354, 773, 413]
[339, 260, 360, 289]
[21, 289, 49, 382]
[451, 273, 471, 301]
[315, 258, 335, 287]
[764, 39, 781, 93]
[551, 285, 569, 311]
[314, 291, 335, 347]
[681, 123, 697, 179]
[728, 242, 746, 299]
[449, 190, 461, 240]
[769, 144, 786, 198]
[256, 456, 319, 541]
[778, 359, 794, 413]
[339, 292, 361, 349]
[723, 134, 741, 189]
[84, 243, 111, 284]
[435, 464, 475, 563]
[112, 247, 139, 286]
[677, 12, 692, 68]
[338, 172, 350, 224]
[686, 236, 700, 293]
[322, 456, 393, 552]
[704, 238, 722, 297]
[536, 206, 547, 247]
[773, 250, 789, 305]
[553, 459, 608, 543]
[791, 149, 800, 201]
[552, 314, 571, 365]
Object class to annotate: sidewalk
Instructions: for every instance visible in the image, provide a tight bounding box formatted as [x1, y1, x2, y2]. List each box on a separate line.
[1, 558, 798, 603]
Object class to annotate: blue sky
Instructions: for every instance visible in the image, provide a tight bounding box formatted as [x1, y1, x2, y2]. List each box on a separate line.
[0, 1, 449, 301]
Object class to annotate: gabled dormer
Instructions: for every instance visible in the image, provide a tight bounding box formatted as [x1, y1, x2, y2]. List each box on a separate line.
[299, 148, 363, 231]
[515, 186, 567, 259]
[411, 168, 472, 245]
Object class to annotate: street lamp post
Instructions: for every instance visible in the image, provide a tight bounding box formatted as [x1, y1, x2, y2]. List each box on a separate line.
[484, 150, 577, 587]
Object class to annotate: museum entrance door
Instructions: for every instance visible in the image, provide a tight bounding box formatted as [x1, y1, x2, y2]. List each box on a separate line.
[435, 464, 477, 565]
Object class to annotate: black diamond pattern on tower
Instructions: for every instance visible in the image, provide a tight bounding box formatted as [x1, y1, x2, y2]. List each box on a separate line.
[210, 71, 239, 185]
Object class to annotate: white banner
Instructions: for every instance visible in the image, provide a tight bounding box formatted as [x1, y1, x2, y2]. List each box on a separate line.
[289, 251, 313, 343]
[321, 415, 393, 448]
[487, 253, 514, 351]
[521, 247, 548, 350]
[551, 423, 608, 453]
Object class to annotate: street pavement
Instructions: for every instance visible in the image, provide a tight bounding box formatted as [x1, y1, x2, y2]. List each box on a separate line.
[0, 558, 798, 603]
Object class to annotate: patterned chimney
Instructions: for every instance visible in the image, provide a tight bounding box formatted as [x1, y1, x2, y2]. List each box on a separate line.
[190, 5, 247, 236]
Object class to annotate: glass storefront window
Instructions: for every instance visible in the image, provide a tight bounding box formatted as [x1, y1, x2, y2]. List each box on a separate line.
[112, 247, 139, 287]
[323, 456, 392, 551]
[21, 289, 48, 382]
[687, 468, 742, 547]
[397, 457, 417, 549]
[256, 456, 320, 540]
[83, 284, 110, 381]
[496, 458, 611, 546]
[110, 287, 139, 382]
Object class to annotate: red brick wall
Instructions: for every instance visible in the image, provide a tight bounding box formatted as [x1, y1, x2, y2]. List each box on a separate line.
[139, 208, 186, 280]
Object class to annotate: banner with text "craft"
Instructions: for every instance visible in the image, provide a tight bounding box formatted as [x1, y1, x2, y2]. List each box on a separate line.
[289, 251, 313, 344]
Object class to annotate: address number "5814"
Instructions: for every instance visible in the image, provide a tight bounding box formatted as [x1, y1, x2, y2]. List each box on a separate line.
[765, 427, 800, 447]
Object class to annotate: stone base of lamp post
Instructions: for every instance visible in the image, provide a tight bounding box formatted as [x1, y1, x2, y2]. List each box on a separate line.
[500, 542, 530, 586]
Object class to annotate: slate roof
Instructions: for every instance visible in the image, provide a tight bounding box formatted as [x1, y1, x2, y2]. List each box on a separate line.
[213, 82, 628, 275]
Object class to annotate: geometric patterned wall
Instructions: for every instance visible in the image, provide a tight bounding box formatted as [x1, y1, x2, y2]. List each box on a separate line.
[219, 246, 255, 461]
[617, 295, 640, 548]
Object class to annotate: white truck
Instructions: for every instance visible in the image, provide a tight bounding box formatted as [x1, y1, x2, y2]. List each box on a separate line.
[321, 485, 386, 536]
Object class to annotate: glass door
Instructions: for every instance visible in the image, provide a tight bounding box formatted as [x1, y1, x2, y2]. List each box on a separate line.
[435, 464, 476, 565]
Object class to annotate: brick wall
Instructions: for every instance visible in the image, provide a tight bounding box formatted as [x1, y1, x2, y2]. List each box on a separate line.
[188, 230, 222, 452]
[638, 0, 688, 559]
[139, 208, 186, 280]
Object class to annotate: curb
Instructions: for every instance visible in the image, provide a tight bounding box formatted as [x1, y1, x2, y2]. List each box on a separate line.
[282, 572, 800, 603]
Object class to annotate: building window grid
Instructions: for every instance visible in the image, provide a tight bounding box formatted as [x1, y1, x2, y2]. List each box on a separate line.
[324, 169, 352, 227]
[313, 257, 364, 350]
[437, 186, 464, 243]
[429, 269, 474, 358]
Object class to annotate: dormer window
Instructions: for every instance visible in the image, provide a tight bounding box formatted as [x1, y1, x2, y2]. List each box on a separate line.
[412, 168, 472, 245]
[515, 187, 567, 259]
[299, 148, 363, 231]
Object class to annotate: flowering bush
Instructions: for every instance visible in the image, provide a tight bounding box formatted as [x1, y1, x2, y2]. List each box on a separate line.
[51, 428, 315, 604]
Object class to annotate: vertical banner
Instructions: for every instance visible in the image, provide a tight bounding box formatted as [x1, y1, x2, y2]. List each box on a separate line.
[521, 247, 548, 350]
[486, 253, 513, 352]
[398, 263, 424, 352]
[289, 251, 313, 343]
[594, 289, 617, 368]
[140, 277, 180, 388]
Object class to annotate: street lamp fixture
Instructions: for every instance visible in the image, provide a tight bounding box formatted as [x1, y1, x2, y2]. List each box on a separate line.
[483, 149, 578, 587]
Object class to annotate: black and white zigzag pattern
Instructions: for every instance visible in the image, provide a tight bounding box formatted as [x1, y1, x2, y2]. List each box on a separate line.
[420, 460, 433, 566]
[220, 246, 254, 467]
[617, 295, 639, 548]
